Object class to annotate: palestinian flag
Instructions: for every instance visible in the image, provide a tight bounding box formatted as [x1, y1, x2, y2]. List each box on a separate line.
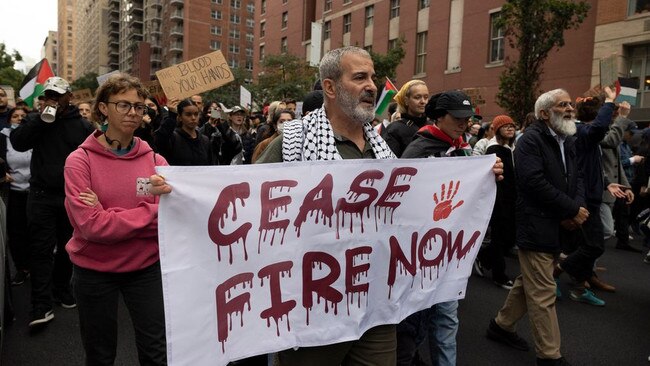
[615, 77, 640, 106]
[19, 58, 55, 108]
[374, 78, 398, 116]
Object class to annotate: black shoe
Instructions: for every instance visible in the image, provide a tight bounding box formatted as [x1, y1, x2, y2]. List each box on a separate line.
[28, 307, 54, 328]
[486, 319, 529, 351]
[537, 357, 572, 366]
[53, 291, 77, 309]
[11, 270, 29, 286]
[615, 243, 643, 253]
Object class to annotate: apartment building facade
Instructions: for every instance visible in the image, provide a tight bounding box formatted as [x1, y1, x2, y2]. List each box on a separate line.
[254, 0, 599, 121]
[594, 0, 650, 122]
[41, 31, 59, 75]
[58, 0, 77, 81]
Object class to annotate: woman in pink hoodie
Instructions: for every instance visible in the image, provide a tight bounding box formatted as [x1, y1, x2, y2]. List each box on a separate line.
[64, 73, 169, 365]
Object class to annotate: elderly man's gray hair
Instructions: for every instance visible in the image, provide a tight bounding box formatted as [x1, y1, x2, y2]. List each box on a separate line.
[535, 89, 569, 119]
[319, 46, 372, 83]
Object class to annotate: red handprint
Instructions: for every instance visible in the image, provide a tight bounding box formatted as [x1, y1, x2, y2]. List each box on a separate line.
[432, 180, 464, 221]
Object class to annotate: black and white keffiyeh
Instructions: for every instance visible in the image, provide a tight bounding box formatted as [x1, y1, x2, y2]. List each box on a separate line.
[282, 107, 395, 161]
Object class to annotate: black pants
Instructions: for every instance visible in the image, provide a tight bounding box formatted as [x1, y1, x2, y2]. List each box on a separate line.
[613, 199, 631, 245]
[561, 203, 605, 283]
[8, 189, 30, 271]
[72, 262, 167, 366]
[26, 190, 73, 310]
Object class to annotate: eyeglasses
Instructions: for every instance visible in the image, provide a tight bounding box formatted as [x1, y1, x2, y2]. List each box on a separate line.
[555, 101, 576, 109]
[106, 101, 147, 116]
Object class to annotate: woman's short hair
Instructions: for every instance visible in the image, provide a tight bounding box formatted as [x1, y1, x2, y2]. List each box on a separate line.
[93, 73, 148, 122]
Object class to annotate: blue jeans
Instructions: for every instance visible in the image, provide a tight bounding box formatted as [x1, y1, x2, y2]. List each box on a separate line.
[428, 301, 458, 366]
[396, 300, 458, 366]
[72, 262, 167, 366]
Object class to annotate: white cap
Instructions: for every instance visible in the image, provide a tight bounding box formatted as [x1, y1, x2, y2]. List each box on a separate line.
[43, 76, 71, 95]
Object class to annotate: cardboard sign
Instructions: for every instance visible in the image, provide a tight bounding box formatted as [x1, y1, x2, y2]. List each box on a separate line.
[155, 51, 234, 100]
[71, 89, 93, 103]
[462, 88, 486, 106]
[157, 156, 496, 365]
[240, 85, 252, 110]
[599, 54, 618, 88]
[143, 80, 168, 107]
[0, 85, 15, 107]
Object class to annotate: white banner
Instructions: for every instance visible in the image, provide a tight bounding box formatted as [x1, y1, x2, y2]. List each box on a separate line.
[239, 85, 252, 110]
[157, 156, 497, 365]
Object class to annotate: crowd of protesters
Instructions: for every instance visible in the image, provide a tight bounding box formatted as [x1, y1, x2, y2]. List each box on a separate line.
[1, 45, 649, 366]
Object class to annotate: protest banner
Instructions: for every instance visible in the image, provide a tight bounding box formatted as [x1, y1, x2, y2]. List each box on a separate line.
[157, 156, 496, 365]
[0, 85, 15, 107]
[96, 70, 120, 86]
[143, 80, 168, 107]
[462, 88, 486, 107]
[155, 50, 234, 100]
[240, 85, 252, 110]
[71, 88, 93, 103]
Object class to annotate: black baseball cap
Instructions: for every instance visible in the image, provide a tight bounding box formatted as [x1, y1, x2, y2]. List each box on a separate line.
[425, 90, 474, 119]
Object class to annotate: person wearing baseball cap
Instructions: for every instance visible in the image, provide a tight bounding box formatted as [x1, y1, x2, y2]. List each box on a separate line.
[10, 76, 95, 328]
[397, 90, 503, 365]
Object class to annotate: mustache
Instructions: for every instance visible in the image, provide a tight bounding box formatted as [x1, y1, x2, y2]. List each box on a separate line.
[360, 91, 376, 103]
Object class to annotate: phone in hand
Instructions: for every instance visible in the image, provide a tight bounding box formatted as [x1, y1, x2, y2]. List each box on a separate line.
[211, 109, 223, 120]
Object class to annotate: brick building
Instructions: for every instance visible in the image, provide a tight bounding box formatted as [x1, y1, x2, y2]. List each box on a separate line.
[254, 0, 599, 121]
[58, 0, 77, 81]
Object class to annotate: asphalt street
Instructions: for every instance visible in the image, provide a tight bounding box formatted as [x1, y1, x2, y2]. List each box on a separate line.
[2, 236, 650, 365]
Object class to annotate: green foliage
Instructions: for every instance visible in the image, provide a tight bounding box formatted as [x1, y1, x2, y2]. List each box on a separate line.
[0, 42, 25, 92]
[495, 0, 590, 124]
[252, 53, 318, 105]
[0, 67, 25, 92]
[203, 66, 253, 108]
[369, 38, 406, 89]
[70, 72, 100, 92]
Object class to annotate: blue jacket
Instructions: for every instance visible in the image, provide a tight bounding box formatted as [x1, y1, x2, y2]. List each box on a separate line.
[574, 102, 616, 205]
[514, 120, 585, 253]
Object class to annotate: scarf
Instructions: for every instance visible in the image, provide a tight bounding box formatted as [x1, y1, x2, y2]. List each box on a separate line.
[282, 107, 395, 161]
[419, 124, 472, 156]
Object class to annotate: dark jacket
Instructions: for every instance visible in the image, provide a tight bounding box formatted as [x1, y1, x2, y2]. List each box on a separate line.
[514, 120, 585, 253]
[402, 127, 469, 158]
[381, 113, 430, 158]
[574, 102, 615, 205]
[10, 107, 94, 194]
[199, 121, 243, 165]
[154, 113, 213, 166]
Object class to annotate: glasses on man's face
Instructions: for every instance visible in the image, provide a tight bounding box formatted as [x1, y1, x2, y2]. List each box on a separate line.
[107, 101, 147, 116]
[555, 101, 576, 109]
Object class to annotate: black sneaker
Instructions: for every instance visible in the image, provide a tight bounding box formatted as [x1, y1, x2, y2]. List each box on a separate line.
[486, 318, 529, 351]
[54, 291, 77, 309]
[28, 307, 54, 328]
[494, 278, 514, 290]
[537, 357, 572, 366]
[11, 270, 29, 286]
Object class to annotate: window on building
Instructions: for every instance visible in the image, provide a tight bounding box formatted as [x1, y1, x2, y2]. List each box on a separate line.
[229, 43, 240, 54]
[629, 0, 650, 16]
[229, 58, 239, 68]
[229, 28, 240, 39]
[418, 0, 430, 10]
[230, 14, 240, 23]
[390, 0, 400, 18]
[211, 10, 222, 19]
[343, 13, 351, 33]
[246, 47, 253, 57]
[259, 45, 265, 60]
[246, 58, 253, 71]
[211, 0, 223, 3]
[388, 38, 398, 50]
[365, 5, 374, 27]
[281, 37, 288, 53]
[211, 40, 222, 50]
[231, 0, 241, 9]
[246, 3, 254, 14]
[260, 21, 266, 37]
[489, 12, 504, 63]
[246, 19, 254, 28]
[246, 33, 254, 42]
[415, 31, 427, 74]
[343, 0, 351, 4]
[282, 11, 288, 28]
[261, 0, 266, 14]
[324, 0, 332, 12]
[324, 21, 331, 40]
[211, 26, 222, 35]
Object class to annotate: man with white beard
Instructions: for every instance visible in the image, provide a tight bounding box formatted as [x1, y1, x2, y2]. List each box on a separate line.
[486, 89, 587, 366]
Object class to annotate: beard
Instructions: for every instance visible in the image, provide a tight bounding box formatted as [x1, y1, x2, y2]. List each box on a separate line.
[335, 84, 376, 125]
[549, 110, 577, 136]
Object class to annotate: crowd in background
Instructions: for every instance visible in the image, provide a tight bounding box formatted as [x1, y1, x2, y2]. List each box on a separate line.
[0, 44, 649, 366]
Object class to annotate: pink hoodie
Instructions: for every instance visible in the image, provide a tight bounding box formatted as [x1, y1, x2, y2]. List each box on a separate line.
[64, 130, 168, 273]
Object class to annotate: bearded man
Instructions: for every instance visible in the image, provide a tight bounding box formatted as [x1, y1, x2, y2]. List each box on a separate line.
[486, 89, 587, 366]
